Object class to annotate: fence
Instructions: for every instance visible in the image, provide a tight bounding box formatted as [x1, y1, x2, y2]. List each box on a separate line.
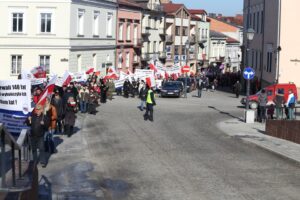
[0, 124, 36, 197]
[261, 105, 300, 120]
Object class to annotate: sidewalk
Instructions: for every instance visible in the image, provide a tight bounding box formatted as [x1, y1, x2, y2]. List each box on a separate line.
[217, 118, 300, 164]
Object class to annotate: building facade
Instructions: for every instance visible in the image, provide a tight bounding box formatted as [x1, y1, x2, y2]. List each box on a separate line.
[0, 0, 117, 79]
[134, 0, 165, 68]
[209, 31, 227, 68]
[116, 0, 142, 73]
[244, 0, 300, 93]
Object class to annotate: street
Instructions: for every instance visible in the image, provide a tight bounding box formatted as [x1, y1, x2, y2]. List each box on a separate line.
[40, 90, 300, 200]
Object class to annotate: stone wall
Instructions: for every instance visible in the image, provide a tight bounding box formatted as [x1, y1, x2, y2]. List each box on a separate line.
[266, 120, 300, 144]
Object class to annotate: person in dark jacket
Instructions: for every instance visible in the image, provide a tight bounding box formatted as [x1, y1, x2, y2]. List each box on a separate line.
[234, 81, 242, 98]
[138, 81, 147, 111]
[258, 89, 268, 122]
[64, 96, 77, 137]
[88, 88, 98, 115]
[273, 90, 284, 119]
[100, 80, 108, 103]
[26, 104, 50, 167]
[197, 77, 204, 98]
[144, 85, 156, 122]
[123, 79, 130, 98]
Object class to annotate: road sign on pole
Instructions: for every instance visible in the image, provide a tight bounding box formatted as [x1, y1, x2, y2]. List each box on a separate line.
[243, 67, 255, 80]
[182, 65, 190, 73]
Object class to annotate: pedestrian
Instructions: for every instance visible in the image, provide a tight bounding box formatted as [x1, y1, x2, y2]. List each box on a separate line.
[79, 85, 89, 113]
[196, 77, 204, 98]
[26, 104, 50, 167]
[44, 97, 57, 154]
[106, 79, 115, 100]
[123, 79, 130, 98]
[233, 81, 242, 98]
[100, 79, 108, 103]
[144, 84, 156, 122]
[88, 88, 98, 115]
[64, 96, 78, 137]
[267, 104, 275, 120]
[273, 90, 284, 119]
[138, 80, 147, 111]
[258, 89, 268, 122]
[286, 89, 296, 120]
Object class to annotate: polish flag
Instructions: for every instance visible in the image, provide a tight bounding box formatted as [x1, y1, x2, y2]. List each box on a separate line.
[126, 69, 133, 76]
[37, 75, 57, 106]
[31, 66, 46, 78]
[146, 76, 155, 88]
[85, 68, 94, 75]
[62, 71, 72, 86]
[105, 67, 118, 80]
[149, 62, 157, 73]
[94, 71, 101, 76]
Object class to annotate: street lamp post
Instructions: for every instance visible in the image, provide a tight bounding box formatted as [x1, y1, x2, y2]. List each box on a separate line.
[245, 28, 255, 110]
[185, 40, 190, 98]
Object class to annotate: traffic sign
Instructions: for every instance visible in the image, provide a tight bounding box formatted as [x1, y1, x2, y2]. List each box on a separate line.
[243, 67, 255, 80]
[182, 65, 190, 73]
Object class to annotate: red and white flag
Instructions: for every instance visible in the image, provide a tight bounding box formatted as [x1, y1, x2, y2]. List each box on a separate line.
[37, 75, 57, 106]
[146, 76, 156, 88]
[85, 67, 94, 75]
[149, 61, 157, 73]
[62, 71, 72, 86]
[164, 71, 169, 80]
[31, 66, 46, 78]
[106, 67, 119, 80]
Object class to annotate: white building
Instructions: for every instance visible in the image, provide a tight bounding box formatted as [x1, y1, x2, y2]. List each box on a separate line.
[209, 30, 227, 66]
[0, 0, 117, 80]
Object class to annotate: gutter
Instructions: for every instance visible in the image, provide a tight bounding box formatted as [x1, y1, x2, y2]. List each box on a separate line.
[276, 0, 282, 83]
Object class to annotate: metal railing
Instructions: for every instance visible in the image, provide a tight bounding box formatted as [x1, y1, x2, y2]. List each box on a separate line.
[0, 124, 33, 192]
[257, 105, 300, 121]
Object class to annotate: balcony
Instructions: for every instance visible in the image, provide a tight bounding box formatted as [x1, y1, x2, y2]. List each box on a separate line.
[189, 35, 196, 44]
[142, 28, 150, 36]
[141, 53, 150, 61]
[166, 35, 174, 44]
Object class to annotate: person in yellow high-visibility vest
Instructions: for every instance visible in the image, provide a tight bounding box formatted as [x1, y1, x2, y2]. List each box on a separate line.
[144, 84, 156, 121]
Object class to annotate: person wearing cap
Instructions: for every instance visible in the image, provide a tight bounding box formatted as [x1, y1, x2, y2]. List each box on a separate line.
[26, 104, 50, 167]
[144, 84, 156, 122]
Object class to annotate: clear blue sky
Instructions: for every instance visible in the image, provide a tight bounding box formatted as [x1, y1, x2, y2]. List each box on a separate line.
[172, 0, 243, 16]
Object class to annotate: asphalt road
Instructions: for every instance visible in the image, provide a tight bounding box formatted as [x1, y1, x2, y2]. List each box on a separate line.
[40, 89, 300, 200]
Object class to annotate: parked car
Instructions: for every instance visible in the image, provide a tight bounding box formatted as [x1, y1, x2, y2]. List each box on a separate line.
[241, 83, 298, 109]
[160, 81, 183, 98]
[176, 77, 192, 93]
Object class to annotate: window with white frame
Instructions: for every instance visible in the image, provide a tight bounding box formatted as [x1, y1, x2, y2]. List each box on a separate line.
[119, 23, 124, 40]
[118, 52, 122, 68]
[153, 41, 157, 52]
[267, 52, 272, 72]
[40, 13, 52, 33]
[39, 55, 50, 74]
[12, 13, 23, 33]
[93, 54, 97, 69]
[126, 23, 131, 41]
[125, 52, 130, 67]
[93, 11, 100, 36]
[11, 55, 22, 75]
[78, 9, 85, 36]
[107, 13, 113, 37]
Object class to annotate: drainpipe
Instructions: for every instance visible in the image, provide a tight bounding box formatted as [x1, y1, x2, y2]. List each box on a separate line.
[260, 0, 266, 88]
[275, 0, 282, 83]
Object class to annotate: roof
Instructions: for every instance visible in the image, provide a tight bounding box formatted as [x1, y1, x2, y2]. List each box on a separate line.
[118, 0, 142, 9]
[191, 14, 201, 21]
[226, 37, 239, 44]
[188, 9, 207, 15]
[210, 30, 227, 38]
[162, 3, 184, 14]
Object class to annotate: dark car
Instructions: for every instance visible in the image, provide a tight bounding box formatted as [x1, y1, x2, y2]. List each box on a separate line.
[176, 77, 192, 93]
[160, 81, 183, 98]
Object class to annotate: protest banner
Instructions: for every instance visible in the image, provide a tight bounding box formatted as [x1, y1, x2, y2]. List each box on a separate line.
[0, 80, 31, 135]
[72, 72, 87, 82]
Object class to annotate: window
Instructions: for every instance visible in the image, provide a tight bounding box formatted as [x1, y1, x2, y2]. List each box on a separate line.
[118, 52, 122, 69]
[93, 11, 100, 36]
[256, 12, 260, 33]
[40, 13, 52, 33]
[93, 54, 97, 69]
[267, 52, 272, 72]
[12, 13, 23, 33]
[119, 23, 123, 40]
[78, 9, 85, 36]
[125, 52, 130, 67]
[107, 13, 113, 37]
[255, 51, 258, 69]
[77, 55, 82, 72]
[175, 26, 180, 36]
[182, 27, 188, 36]
[39, 55, 50, 74]
[261, 11, 264, 34]
[153, 41, 157, 52]
[253, 13, 256, 31]
[175, 45, 180, 55]
[126, 23, 131, 41]
[11, 55, 22, 75]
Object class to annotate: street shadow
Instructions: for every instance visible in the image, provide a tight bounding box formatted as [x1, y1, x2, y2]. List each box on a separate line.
[252, 128, 265, 134]
[39, 175, 52, 200]
[237, 105, 245, 109]
[228, 95, 239, 98]
[208, 106, 244, 121]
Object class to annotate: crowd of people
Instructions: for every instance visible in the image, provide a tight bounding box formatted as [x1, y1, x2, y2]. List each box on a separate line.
[27, 73, 116, 167]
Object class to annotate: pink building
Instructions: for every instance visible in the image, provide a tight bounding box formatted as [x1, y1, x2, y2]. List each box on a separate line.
[116, 0, 143, 73]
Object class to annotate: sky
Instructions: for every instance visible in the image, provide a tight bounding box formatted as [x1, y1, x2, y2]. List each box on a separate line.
[172, 0, 243, 16]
